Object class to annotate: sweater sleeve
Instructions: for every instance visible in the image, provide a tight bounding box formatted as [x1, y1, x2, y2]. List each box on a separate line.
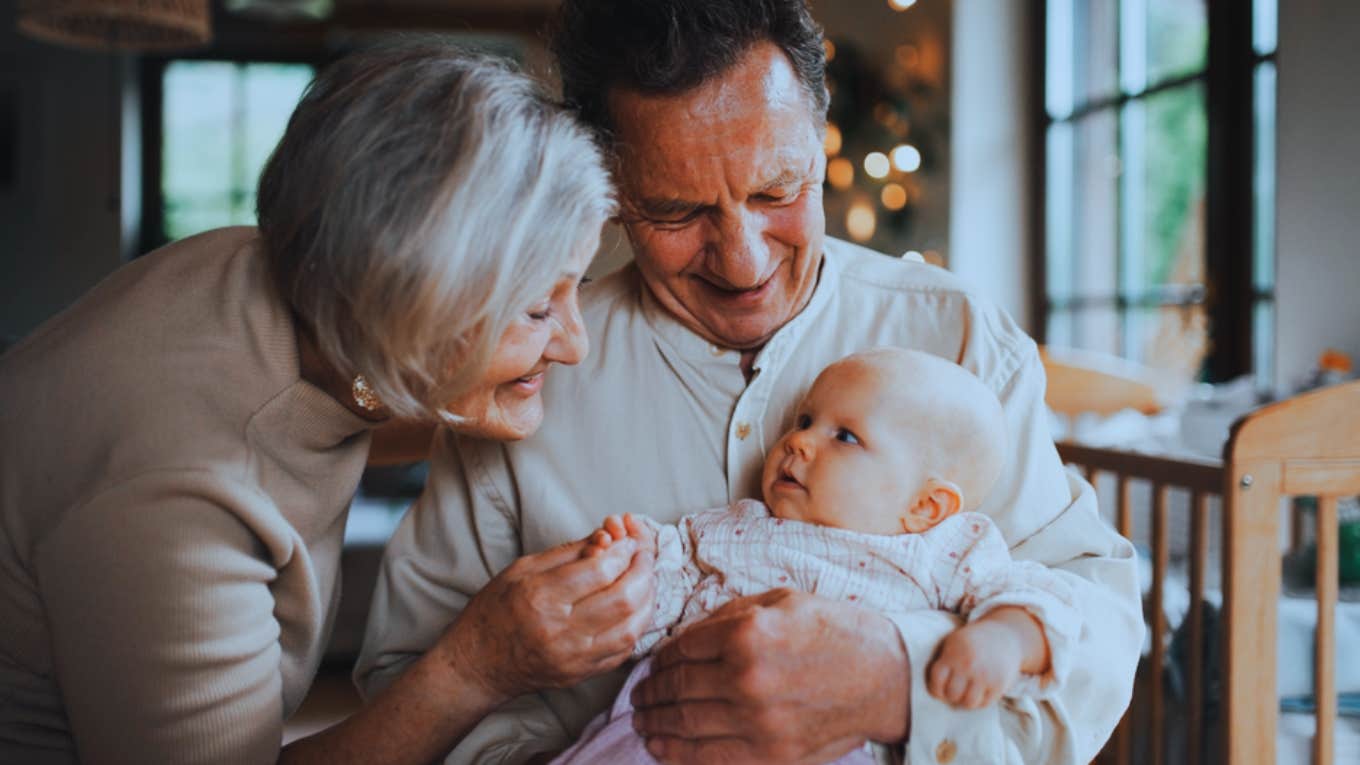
[32, 475, 286, 765]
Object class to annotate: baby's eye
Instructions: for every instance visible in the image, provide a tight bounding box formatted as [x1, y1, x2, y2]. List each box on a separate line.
[796, 413, 812, 429]
[835, 428, 860, 445]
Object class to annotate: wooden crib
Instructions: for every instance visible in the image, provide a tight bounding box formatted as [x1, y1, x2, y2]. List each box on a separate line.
[1054, 379, 1360, 764]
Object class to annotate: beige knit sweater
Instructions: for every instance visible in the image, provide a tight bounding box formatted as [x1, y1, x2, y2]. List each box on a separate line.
[0, 227, 373, 764]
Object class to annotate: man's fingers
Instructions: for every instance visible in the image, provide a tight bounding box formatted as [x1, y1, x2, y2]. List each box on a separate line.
[632, 657, 730, 708]
[642, 734, 747, 765]
[652, 611, 746, 668]
[632, 699, 741, 740]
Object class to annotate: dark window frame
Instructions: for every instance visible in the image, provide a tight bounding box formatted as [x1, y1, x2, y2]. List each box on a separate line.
[1033, 0, 1277, 384]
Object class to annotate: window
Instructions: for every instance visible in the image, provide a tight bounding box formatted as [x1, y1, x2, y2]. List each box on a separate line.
[144, 59, 316, 248]
[1042, 0, 1277, 388]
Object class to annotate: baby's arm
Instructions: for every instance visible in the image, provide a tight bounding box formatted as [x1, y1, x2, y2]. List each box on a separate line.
[925, 515, 1082, 710]
[927, 606, 1048, 709]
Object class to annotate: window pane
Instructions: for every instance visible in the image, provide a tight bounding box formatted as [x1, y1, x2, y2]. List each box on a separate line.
[1121, 0, 1208, 92]
[1253, 299, 1274, 392]
[1254, 62, 1276, 292]
[161, 61, 313, 242]
[1253, 0, 1277, 56]
[1120, 83, 1207, 297]
[1046, 0, 1119, 118]
[1046, 109, 1119, 303]
[1126, 305, 1208, 381]
[163, 62, 234, 241]
[1049, 307, 1121, 356]
[240, 64, 313, 222]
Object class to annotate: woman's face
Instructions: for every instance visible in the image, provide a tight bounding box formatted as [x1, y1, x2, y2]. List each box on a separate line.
[443, 244, 594, 441]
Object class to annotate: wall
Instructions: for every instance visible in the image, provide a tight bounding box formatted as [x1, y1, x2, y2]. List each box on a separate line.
[0, 0, 129, 346]
[1273, 0, 1360, 393]
[948, 0, 1036, 332]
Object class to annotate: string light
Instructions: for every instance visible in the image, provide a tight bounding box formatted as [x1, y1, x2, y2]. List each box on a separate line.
[891, 144, 922, 173]
[827, 157, 854, 189]
[847, 201, 876, 242]
[864, 152, 890, 179]
[823, 39, 836, 62]
[824, 123, 842, 156]
[888, 0, 916, 10]
[881, 183, 907, 211]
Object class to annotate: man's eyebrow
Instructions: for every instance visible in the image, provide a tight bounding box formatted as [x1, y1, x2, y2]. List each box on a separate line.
[636, 197, 704, 217]
[755, 169, 805, 192]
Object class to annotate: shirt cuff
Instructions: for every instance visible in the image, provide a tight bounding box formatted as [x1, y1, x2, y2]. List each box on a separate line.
[884, 610, 1009, 765]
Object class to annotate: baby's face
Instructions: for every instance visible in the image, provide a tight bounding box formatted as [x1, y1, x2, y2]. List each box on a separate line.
[761, 358, 930, 535]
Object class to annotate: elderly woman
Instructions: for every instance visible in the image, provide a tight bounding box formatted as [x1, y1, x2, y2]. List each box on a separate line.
[0, 43, 655, 764]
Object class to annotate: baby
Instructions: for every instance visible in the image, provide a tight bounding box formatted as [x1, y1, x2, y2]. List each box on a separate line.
[552, 348, 1081, 765]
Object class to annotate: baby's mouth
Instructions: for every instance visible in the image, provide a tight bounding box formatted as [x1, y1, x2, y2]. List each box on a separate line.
[776, 462, 805, 491]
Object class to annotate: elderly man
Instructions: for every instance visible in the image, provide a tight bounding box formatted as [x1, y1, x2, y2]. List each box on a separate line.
[356, 1, 1141, 763]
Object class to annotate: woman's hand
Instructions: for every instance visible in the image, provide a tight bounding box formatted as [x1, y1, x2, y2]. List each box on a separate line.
[437, 532, 657, 703]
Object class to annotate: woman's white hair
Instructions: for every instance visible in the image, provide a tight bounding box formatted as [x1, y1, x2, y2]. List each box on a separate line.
[257, 38, 614, 419]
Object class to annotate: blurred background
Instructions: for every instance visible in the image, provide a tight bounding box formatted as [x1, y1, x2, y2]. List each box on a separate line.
[0, 0, 1356, 399]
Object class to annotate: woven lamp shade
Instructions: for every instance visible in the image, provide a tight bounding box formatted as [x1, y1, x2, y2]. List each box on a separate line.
[18, 0, 211, 52]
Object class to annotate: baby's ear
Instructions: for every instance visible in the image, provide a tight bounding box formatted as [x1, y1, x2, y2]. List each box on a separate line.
[900, 480, 964, 533]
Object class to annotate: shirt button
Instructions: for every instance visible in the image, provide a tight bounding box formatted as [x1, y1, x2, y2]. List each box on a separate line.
[735, 422, 751, 440]
[935, 738, 957, 763]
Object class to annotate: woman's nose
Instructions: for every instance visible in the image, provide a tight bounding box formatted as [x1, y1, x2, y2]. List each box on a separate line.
[546, 297, 588, 366]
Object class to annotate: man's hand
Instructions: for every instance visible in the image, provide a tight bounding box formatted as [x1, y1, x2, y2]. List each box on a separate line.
[630, 589, 910, 764]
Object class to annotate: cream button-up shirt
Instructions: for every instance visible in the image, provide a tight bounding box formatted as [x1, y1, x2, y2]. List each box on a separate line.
[356, 238, 1142, 765]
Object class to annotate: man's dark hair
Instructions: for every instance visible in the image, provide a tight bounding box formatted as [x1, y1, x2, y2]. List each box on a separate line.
[551, 0, 828, 143]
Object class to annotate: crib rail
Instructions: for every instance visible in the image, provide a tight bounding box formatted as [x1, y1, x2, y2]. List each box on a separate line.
[1056, 444, 1220, 765]
[1057, 378, 1360, 765]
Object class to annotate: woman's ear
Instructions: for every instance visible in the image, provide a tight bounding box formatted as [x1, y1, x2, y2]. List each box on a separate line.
[899, 480, 964, 533]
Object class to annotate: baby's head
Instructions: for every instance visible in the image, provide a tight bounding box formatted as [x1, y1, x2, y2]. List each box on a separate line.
[761, 348, 1007, 535]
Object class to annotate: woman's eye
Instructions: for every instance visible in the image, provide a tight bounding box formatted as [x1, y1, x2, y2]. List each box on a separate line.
[796, 414, 812, 429]
[527, 303, 552, 321]
[835, 428, 860, 445]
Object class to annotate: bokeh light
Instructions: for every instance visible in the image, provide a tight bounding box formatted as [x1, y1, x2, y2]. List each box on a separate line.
[864, 152, 891, 179]
[827, 157, 854, 189]
[847, 201, 877, 242]
[823, 123, 842, 156]
[881, 183, 908, 211]
[891, 144, 922, 172]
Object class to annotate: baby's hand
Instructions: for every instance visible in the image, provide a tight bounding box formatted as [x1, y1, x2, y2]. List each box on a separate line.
[583, 513, 655, 558]
[926, 619, 1025, 710]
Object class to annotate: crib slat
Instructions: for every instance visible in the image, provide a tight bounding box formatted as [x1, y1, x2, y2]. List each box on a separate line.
[1187, 491, 1209, 764]
[1150, 484, 1169, 765]
[1117, 474, 1133, 539]
[1315, 496, 1338, 765]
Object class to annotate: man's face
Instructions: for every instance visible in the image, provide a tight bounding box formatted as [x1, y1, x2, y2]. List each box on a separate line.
[608, 41, 827, 350]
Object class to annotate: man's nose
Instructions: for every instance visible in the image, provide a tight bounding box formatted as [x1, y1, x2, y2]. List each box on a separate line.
[709, 206, 771, 289]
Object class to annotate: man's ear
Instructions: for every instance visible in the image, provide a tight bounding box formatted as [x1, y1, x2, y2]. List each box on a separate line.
[900, 480, 964, 533]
